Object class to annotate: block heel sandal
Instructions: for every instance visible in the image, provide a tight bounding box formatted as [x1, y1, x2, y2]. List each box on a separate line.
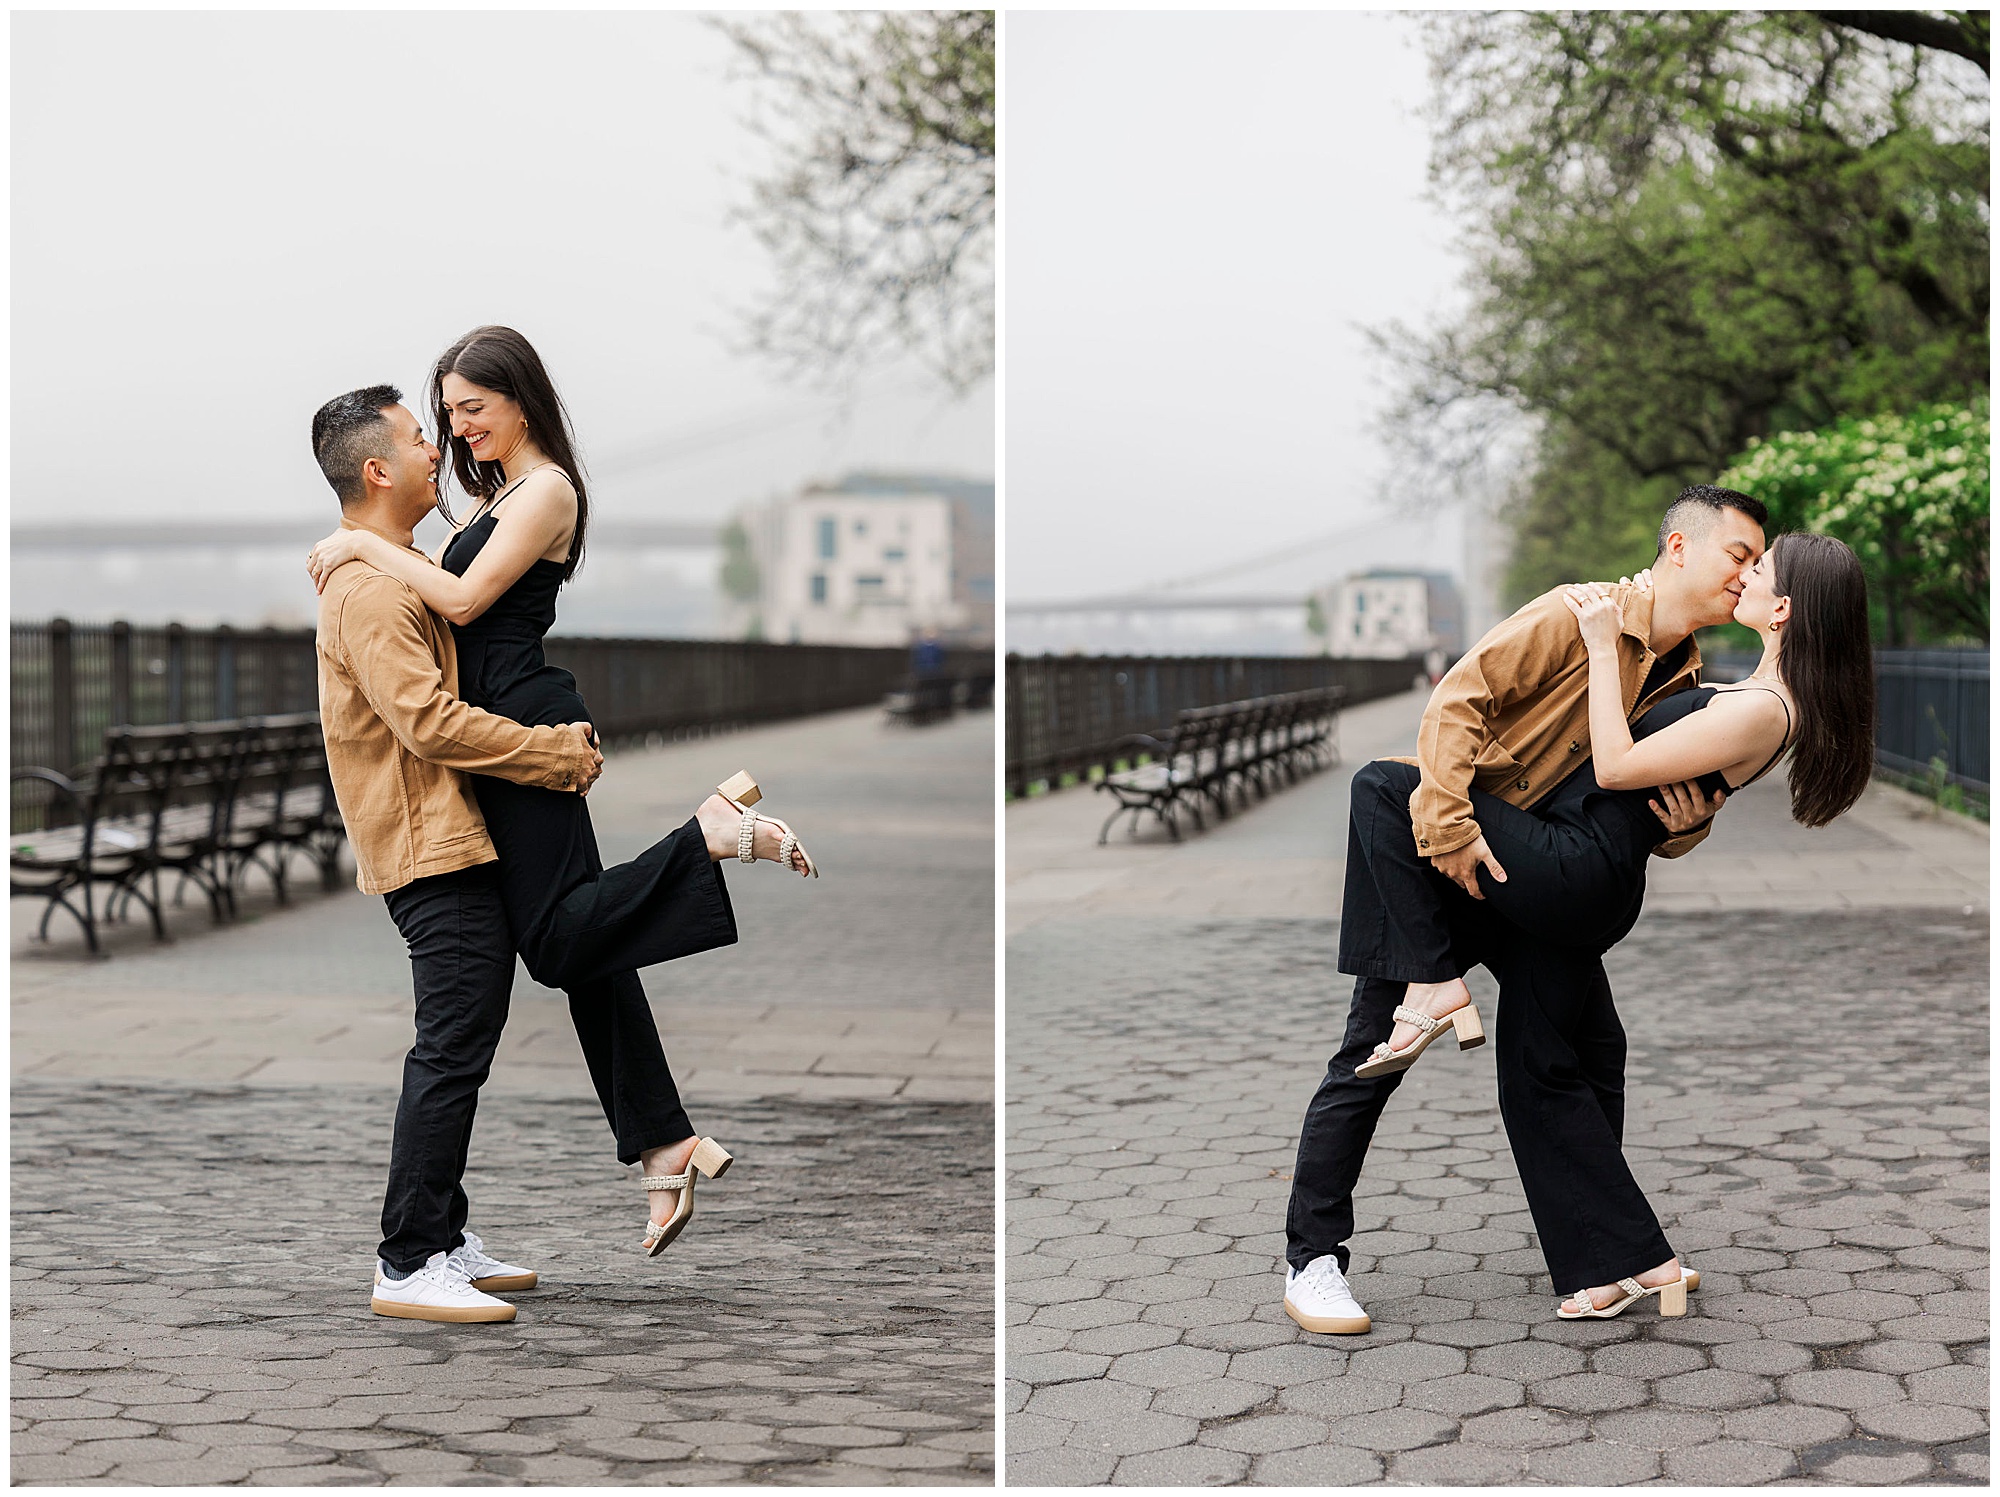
[1354, 1002, 1485, 1079]
[717, 771, 819, 878]
[640, 1137, 734, 1256]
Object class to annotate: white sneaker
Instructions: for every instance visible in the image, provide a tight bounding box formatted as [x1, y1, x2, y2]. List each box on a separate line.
[448, 1231, 538, 1292]
[371, 1251, 518, 1323]
[1285, 1255, 1372, 1334]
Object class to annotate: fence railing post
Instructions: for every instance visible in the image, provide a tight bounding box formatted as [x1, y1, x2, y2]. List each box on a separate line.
[110, 620, 133, 728]
[50, 617, 75, 772]
[166, 622, 186, 723]
[215, 624, 237, 719]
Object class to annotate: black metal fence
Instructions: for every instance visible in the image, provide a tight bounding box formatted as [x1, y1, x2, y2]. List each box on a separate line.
[1708, 647, 1987, 793]
[14, 619, 993, 833]
[1006, 653, 1425, 797]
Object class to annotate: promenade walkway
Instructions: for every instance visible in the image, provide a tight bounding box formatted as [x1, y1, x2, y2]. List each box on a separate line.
[13, 705, 994, 1486]
[1007, 687, 1988, 1485]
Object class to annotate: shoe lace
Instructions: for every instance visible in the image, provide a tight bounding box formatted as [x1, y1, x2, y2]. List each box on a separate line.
[1298, 1256, 1346, 1294]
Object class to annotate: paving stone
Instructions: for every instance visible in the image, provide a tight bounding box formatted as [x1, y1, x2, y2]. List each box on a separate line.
[1325, 1407, 1457, 1451]
[1388, 1442, 1527, 1484]
[1853, 1401, 1985, 1443]
[1005, 1447, 1119, 1485]
[1345, 1340, 1466, 1384]
[1149, 1379, 1272, 1420]
[1196, 1413, 1332, 1455]
[1656, 1367, 1776, 1410]
[1524, 1439, 1659, 1485]
[1532, 1372, 1649, 1413]
[1592, 1408, 1724, 1449]
[1811, 1445, 1936, 1484]
[1906, 1363, 1990, 1408]
[1780, 1368, 1906, 1410]
[1107, 1445, 1247, 1485]
[1067, 1409, 1199, 1458]
[1720, 1403, 1851, 1447]
[1664, 1438, 1798, 1484]
[1104, 1344, 1228, 1390]
[1459, 1406, 1590, 1450]
[1401, 1372, 1522, 1417]
[1272, 1376, 1402, 1419]
[1233, 1445, 1375, 1485]
[1591, 1341, 1708, 1379]
[1710, 1340, 1814, 1376]
[1469, 1341, 1587, 1381]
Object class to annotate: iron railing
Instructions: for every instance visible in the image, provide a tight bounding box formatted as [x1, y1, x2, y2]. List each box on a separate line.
[13, 619, 993, 832]
[1006, 652, 1424, 797]
[1708, 647, 1987, 793]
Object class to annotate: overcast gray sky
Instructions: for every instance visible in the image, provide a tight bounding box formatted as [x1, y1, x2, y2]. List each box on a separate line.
[1007, 11, 1471, 602]
[11, 12, 992, 531]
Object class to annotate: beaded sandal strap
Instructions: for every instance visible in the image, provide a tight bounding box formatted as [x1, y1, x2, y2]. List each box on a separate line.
[1616, 1277, 1646, 1298]
[778, 830, 799, 870]
[737, 811, 757, 864]
[1389, 1005, 1444, 1037]
[640, 1174, 691, 1191]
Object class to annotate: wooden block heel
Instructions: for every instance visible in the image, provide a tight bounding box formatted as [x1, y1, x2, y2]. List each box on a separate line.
[717, 770, 761, 806]
[690, 1138, 733, 1180]
[640, 1136, 734, 1257]
[1657, 1276, 1688, 1317]
[1451, 1006, 1486, 1050]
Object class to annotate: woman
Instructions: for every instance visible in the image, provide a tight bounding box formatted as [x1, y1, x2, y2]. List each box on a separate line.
[1347, 533, 1874, 1318]
[308, 325, 814, 1256]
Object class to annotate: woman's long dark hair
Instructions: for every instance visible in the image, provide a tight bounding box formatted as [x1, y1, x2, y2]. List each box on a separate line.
[430, 326, 589, 582]
[1772, 532, 1875, 827]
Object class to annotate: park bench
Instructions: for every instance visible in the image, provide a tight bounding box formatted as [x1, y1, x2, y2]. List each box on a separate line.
[11, 713, 344, 956]
[1093, 685, 1345, 844]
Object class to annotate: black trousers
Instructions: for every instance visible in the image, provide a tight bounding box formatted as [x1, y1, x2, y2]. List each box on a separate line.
[1286, 760, 1674, 1293]
[472, 782, 739, 1165]
[377, 864, 514, 1275]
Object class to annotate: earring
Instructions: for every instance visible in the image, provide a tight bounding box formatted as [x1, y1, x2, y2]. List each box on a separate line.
[1768, 620, 1781, 633]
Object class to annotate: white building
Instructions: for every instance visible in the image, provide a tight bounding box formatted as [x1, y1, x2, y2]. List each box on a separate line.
[1316, 570, 1464, 659]
[744, 484, 965, 647]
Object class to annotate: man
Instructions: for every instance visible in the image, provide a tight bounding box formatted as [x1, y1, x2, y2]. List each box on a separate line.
[1282, 484, 1769, 1333]
[311, 384, 603, 1323]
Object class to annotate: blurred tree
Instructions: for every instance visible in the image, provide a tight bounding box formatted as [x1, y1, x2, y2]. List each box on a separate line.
[1720, 398, 1989, 642]
[1377, 11, 1988, 607]
[719, 11, 994, 394]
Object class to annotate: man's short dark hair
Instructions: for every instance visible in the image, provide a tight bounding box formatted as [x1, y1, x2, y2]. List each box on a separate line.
[1656, 484, 1769, 556]
[311, 384, 403, 506]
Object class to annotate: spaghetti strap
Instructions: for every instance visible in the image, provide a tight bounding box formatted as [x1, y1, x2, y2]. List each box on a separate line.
[1728, 684, 1794, 787]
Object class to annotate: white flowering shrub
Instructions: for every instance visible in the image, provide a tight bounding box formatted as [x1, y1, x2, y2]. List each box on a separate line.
[1721, 400, 1989, 642]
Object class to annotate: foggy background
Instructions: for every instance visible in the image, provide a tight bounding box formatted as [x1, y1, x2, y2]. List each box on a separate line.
[1006, 12, 1498, 655]
[11, 11, 993, 631]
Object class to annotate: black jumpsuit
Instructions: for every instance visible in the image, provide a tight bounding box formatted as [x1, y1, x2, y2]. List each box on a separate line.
[442, 506, 739, 1163]
[1289, 686, 1789, 1294]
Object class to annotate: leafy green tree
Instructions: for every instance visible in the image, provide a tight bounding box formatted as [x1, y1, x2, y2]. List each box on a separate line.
[718, 12, 994, 394]
[1378, 11, 1988, 603]
[1720, 398, 1989, 641]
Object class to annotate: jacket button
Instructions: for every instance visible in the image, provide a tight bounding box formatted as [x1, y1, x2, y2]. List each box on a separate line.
[1517, 778, 1530, 790]
[1569, 742, 1581, 753]
[1418, 839, 1428, 848]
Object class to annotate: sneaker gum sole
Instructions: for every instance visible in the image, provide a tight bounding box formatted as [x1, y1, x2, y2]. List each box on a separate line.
[370, 1296, 518, 1323]
[469, 1271, 538, 1292]
[1284, 1298, 1371, 1335]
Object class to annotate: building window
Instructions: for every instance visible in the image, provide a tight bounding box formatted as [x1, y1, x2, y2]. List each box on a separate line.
[817, 518, 837, 560]
[810, 573, 827, 604]
[884, 548, 906, 562]
[855, 575, 885, 599]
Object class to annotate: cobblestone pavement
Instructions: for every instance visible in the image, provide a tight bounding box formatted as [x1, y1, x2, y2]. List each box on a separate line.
[14, 1084, 993, 1486]
[13, 704, 996, 1484]
[1007, 911, 1987, 1486]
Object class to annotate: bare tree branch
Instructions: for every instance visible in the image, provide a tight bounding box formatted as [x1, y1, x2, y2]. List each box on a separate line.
[716, 11, 995, 395]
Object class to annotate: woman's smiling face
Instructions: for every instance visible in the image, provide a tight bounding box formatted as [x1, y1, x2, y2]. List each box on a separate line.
[439, 371, 524, 463]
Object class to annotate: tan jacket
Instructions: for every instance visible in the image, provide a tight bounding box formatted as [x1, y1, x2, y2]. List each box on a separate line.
[1407, 582, 1710, 860]
[315, 519, 597, 895]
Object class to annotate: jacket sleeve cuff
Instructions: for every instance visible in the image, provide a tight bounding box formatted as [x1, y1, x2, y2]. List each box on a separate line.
[1412, 821, 1481, 858]
[1652, 821, 1713, 858]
